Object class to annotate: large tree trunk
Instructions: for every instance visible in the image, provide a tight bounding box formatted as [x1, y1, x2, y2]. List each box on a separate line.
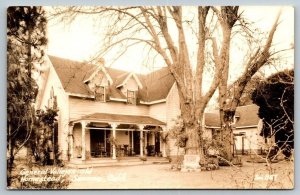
[218, 11, 280, 162]
[185, 125, 200, 155]
[220, 110, 235, 161]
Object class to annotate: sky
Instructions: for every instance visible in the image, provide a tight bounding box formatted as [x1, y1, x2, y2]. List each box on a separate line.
[46, 6, 294, 77]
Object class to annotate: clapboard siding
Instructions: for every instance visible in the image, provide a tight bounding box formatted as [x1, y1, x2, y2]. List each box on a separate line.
[165, 84, 182, 156]
[149, 103, 167, 123]
[69, 97, 149, 120]
[73, 123, 91, 157]
[39, 56, 70, 159]
[166, 83, 181, 130]
[234, 128, 264, 151]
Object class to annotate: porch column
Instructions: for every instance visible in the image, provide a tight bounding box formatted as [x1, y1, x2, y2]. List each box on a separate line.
[68, 123, 74, 159]
[131, 131, 134, 152]
[111, 123, 118, 160]
[145, 132, 148, 149]
[161, 126, 167, 157]
[81, 121, 86, 161]
[139, 125, 145, 157]
[104, 130, 107, 152]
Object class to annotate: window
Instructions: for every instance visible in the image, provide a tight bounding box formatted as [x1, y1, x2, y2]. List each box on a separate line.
[233, 116, 240, 124]
[48, 87, 57, 109]
[212, 129, 221, 140]
[95, 85, 105, 102]
[127, 90, 136, 104]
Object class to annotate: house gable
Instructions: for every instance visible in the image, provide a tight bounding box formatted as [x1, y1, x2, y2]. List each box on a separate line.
[38, 55, 68, 110]
[37, 55, 71, 158]
[84, 60, 113, 86]
[85, 68, 111, 102]
[116, 72, 143, 90]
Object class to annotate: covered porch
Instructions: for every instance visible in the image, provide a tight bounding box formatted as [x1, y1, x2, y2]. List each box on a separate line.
[68, 113, 166, 161]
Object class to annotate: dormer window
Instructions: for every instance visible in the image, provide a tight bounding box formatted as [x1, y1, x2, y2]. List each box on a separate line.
[95, 85, 105, 102]
[127, 90, 136, 104]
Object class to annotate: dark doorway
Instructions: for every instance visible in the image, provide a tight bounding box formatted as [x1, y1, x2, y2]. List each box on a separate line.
[133, 131, 140, 155]
[242, 136, 245, 155]
[155, 132, 160, 155]
[90, 130, 110, 157]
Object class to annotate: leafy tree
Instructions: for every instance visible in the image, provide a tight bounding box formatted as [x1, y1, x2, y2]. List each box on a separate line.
[7, 6, 47, 187]
[251, 69, 294, 157]
[31, 108, 59, 165]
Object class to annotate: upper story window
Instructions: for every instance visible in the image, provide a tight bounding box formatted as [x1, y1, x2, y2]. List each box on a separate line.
[95, 85, 106, 102]
[48, 87, 57, 109]
[127, 90, 136, 104]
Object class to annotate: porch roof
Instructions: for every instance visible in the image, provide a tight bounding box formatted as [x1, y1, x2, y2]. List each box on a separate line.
[71, 113, 166, 126]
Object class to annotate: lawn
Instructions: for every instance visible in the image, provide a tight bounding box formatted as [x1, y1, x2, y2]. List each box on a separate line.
[68, 158, 294, 189]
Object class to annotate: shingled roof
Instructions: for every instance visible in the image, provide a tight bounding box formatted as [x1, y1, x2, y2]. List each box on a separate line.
[48, 55, 175, 102]
[205, 104, 260, 128]
[72, 113, 165, 126]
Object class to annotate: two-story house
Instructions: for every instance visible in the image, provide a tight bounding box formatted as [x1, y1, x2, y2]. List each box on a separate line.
[37, 55, 181, 162]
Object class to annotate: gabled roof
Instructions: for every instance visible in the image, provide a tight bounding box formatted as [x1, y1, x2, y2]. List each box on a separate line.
[205, 104, 260, 128]
[205, 113, 221, 127]
[48, 55, 175, 102]
[138, 67, 175, 102]
[84, 65, 113, 84]
[116, 72, 143, 89]
[49, 55, 95, 96]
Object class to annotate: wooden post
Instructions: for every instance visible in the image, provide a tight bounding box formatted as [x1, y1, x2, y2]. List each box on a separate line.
[81, 121, 86, 161]
[145, 131, 148, 156]
[131, 131, 134, 153]
[111, 123, 117, 160]
[104, 130, 107, 153]
[139, 125, 144, 157]
[69, 124, 74, 159]
[161, 126, 167, 157]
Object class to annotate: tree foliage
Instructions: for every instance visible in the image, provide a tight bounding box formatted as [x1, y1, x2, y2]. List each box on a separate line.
[7, 6, 47, 150]
[7, 6, 47, 186]
[251, 69, 294, 154]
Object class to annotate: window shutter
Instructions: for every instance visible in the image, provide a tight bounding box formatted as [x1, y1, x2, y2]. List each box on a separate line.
[53, 96, 58, 109]
[105, 86, 111, 101]
[136, 89, 141, 105]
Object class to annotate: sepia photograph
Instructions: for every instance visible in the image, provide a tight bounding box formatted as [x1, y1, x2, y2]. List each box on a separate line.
[7, 5, 294, 189]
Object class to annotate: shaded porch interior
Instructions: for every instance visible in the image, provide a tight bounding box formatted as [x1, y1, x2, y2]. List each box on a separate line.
[87, 123, 162, 158]
[70, 119, 166, 161]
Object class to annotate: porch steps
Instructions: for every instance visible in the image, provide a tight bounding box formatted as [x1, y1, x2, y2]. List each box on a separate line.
[67, 157, 170, 168]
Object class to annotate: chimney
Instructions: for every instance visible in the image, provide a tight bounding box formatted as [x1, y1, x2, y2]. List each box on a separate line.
[98, 58, 105, 67]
